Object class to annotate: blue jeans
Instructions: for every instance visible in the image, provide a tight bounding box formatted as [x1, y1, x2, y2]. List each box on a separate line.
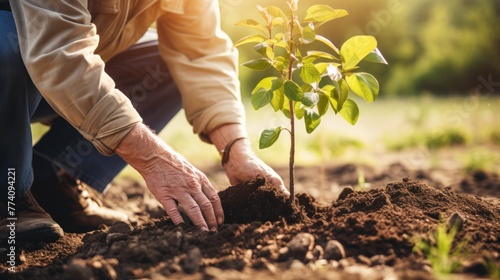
[0, 10, 182, 197]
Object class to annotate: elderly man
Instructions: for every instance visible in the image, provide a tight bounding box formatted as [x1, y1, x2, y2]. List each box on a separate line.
[0, 0, 286, 242]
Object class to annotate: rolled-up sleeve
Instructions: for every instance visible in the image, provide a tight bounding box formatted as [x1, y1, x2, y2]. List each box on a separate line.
[157, 0, 245, 142]
[10, 0, 142, 155]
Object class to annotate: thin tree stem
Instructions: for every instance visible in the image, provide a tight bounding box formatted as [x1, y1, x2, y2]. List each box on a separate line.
[287, 6, 296, 205]
[288, 99, 295, 204]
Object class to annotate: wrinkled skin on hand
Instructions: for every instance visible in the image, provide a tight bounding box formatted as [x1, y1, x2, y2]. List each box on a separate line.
[116, 123, 223, 231]
[209, 124, 289, 196]
[223, 141, 289, 195]
[140, 152, 223, 231]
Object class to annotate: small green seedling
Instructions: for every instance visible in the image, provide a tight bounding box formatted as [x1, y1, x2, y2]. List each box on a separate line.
[235, 0, 387, 203]
[483, 258, 500, 280]
[412, 222, 468, 276]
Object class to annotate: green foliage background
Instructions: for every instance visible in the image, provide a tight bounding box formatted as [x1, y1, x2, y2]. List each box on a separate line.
[220, 0, 500, 96]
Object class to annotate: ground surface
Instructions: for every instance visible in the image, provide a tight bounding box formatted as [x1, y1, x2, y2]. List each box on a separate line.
[0, 161, 499, 279]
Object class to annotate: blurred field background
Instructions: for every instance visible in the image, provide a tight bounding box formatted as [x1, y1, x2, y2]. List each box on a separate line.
[32, 0, 500, 184]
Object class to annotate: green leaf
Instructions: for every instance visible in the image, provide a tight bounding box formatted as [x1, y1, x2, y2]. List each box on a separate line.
[257, 5, 287, 28]
[270, 77, 284, 91]
[281, 96, 291, 119]
[234, 34, 267, 47]
[300, 62, 322, 84]
[274, 42, 289, 57]
[283, 80, 304, 101]
[251, 77, 280, 110]
[294, 102, 305, 119]
[315, 35, 340, 54]
[315, 62, 331, 75]
[251, 77, 275, 94]
[251, 87, 272, 110]
[266, 6, 287, 20]
[242, 58, 272, 71]
[301, 23, 316, 44]
[363, 48, 388, 65]
[339, 99, 359, 125]
[317, 94, 329, 116]
[304, 5, 348, 23]
[337, 79, 349, 109]
[254, 43, 274, 60]
[291, 20, 302, 43]
[301, 83, 314, 93]
[235, 19, 268, 36]
[259, 127, 282, 149]
[305, 51, 336, 60]
[304, 109, 321, 134]
[271, 17, 285, 28]
[265, 46, 274, 60]
[323, 85, 339, 113]
[272, 57, 287, 72]
[340, 36, 377, 70]
[345, 72, 379, 103]
[256, 5, 272, 26]
[323, 80, 348, 113]
[271, 87, 285, 111]
[302, 92, 319, 107]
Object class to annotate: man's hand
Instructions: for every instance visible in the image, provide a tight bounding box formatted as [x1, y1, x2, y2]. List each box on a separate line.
[116, 123, 224, 231]
[209, 124, 289, 195]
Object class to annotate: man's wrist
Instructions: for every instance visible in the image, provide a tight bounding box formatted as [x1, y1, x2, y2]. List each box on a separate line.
[208, 124, 248, 150]
[209, 124, 251, 165]
[115, 123, 162, 171]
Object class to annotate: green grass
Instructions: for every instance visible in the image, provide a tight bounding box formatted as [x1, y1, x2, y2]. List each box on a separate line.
[386, 127, 471, 151]
[412, 222, 468, 276]
[460, 148, 500, 173]
[487, 127, 500, 145]
[484, 258, 500, 280]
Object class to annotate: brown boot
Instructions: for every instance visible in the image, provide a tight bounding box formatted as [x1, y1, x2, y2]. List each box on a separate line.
[31, 169, 129, 233]
[0, 191, 64, 243]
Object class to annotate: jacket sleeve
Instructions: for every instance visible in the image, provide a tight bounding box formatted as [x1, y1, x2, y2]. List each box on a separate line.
[157, 0, 245, 142]
[9, 0, 142, 155]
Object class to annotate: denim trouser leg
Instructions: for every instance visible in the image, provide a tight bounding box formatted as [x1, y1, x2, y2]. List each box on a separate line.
[0, 10, 42, 198]
[32, 40, 183, 192]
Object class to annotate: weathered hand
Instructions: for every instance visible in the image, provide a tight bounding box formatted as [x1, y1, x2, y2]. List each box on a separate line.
[223, 142, 289, 195]
[140, 153, 223, 231]
[209, 124, 289, 195]
[116, 124, 224, 231]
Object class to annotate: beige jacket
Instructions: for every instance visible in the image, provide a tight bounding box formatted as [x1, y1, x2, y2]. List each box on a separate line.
[10, 0, 243, 155]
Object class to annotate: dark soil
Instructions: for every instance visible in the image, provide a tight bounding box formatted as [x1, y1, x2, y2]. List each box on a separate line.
[1, 164, 499, 279]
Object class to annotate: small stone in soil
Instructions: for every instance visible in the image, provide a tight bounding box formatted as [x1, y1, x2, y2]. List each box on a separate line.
[446, 212, 465, 231]
[287, 233, 315, 259]
[64, 259, 94, 280]
[277, 247, 290, 262]
[337, 186, 355, 201]
[108, 221, 133, 234]
[181, 247, 202, 274]
[312, 245, 324, 260]
[324, 240, 346, 261]
[370, 255, 386, 266]
[106, 233, 128, 245]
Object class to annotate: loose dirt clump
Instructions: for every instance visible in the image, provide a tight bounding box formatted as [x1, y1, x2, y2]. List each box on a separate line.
[219, 175, 314, 224]
[1, 167, 499, 279]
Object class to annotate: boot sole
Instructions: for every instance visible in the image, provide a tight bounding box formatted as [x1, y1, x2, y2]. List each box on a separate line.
[0, 225, 64, 244]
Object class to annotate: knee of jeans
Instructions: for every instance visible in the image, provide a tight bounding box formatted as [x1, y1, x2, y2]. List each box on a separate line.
[1, 16, 25, 74]
[1, 46, 28, 81]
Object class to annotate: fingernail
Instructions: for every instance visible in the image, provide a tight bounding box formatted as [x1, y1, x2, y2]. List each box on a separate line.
[201, 226, 208, 232]
[217, 217, 223, 225]
[210, 227, 218, 232]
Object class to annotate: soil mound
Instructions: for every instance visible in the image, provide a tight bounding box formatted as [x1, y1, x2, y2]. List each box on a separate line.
[219, 175, 319, 224]
[2, 176, 499, 279]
